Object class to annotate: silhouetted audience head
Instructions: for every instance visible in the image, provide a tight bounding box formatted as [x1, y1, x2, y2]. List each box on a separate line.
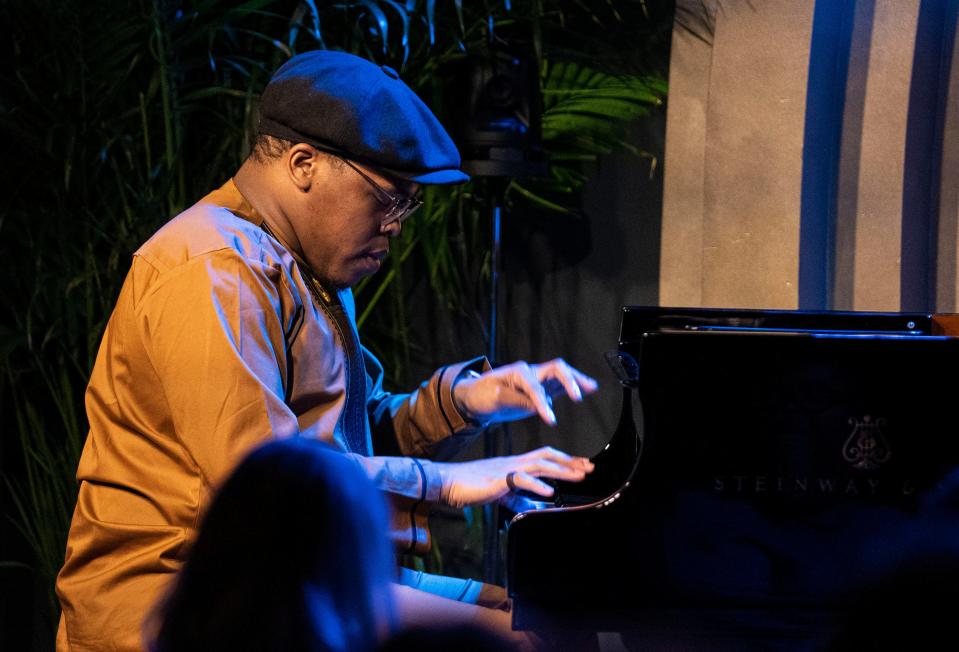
[379, 623, 517, 652]
[149, 437, 394, 652]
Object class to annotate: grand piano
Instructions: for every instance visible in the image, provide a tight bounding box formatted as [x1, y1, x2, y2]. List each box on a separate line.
[507, 307, 959, 648]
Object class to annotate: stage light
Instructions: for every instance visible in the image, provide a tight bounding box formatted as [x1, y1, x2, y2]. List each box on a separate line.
[444, 49, 547, 178]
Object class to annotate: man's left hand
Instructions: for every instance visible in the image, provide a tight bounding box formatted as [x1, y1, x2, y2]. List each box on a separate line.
[452, 358, 598, 426]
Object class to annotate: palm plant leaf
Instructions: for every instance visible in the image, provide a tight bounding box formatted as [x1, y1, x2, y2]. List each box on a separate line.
[502, 59, 664, 215]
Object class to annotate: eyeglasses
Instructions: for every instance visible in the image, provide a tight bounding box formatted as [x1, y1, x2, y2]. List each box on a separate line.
[336, 156, 423, 230]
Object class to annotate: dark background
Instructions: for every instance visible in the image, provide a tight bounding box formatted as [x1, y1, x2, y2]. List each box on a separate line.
[0, 1, 674, 648]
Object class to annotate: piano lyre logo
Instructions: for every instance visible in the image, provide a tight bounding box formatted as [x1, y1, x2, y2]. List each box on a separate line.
[842, 415, 891, 471]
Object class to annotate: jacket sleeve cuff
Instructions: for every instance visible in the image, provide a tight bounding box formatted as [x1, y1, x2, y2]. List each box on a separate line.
[417, 458, 445, 502]
[439, 356, 492, 434]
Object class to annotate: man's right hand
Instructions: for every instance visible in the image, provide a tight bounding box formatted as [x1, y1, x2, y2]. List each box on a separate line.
[435, 447, 594, 509]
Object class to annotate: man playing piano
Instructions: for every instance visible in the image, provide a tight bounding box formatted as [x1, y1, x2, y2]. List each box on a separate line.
[55, 50, 597, 651]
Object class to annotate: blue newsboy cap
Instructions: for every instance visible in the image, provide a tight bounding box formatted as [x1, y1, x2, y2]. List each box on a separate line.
[257, 50, 468, 185]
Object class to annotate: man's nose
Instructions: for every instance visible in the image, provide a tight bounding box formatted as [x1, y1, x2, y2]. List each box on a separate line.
[381, 219, 402, 237]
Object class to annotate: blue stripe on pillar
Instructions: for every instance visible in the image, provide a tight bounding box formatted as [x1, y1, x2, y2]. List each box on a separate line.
[799, 0, 862, 310]
[901, 0, 958, 311]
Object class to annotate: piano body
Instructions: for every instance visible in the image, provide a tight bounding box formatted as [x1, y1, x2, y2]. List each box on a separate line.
[507, 307, 959, 646]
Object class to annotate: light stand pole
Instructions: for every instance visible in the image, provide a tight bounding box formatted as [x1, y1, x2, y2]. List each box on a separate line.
[468, 169, 546, 589]
[447, 47, 546, 586]
[488, 199, 501, 367]
[482, 183, 508, 584]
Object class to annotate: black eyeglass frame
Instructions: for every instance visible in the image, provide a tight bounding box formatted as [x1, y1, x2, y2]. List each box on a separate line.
[335, 155, 423, 229]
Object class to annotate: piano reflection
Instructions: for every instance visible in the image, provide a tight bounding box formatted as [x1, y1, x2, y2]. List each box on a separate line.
[507, 307, 959, 648]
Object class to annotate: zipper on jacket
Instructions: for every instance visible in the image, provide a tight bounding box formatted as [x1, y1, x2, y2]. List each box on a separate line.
[283, 304, 305, 403]
[258, 220, 368, 454]
[302, 274, 369, 456]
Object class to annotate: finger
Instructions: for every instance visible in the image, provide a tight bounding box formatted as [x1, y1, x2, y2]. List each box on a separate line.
[522, 456, 586, 479]
[511, 365, 556, 425]
[555, 360, 599, 395]
[525, 446, 595, 473]
[510, 471, 555, 498]
[570, 366, 600, 394]
[525, 458, 587, 482]
[537, 359, 585, 402]
[537, 359, 600, 401]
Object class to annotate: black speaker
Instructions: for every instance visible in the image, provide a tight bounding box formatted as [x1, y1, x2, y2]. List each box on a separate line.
[445, 49, 547, 178]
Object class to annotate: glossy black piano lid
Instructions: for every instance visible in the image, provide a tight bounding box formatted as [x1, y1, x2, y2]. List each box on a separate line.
[620, 306, 935, 340]
[508, 319, 959, 642]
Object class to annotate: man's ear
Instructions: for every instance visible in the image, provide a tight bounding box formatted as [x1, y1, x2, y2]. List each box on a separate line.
[286, 143, 319, 192]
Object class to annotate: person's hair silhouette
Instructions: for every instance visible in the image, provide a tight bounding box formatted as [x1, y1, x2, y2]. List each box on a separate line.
[149, 437, 395, 652]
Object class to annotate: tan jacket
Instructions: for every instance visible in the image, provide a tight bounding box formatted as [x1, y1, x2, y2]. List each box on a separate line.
[56, 180, 486, 651]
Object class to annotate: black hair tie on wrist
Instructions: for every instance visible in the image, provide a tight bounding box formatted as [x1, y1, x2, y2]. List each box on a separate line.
[506, 471, 518, 492]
